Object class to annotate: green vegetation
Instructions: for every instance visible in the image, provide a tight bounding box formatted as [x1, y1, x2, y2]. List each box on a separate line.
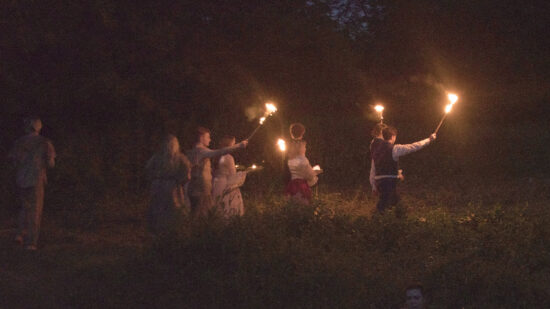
[2, 178, 549, 308]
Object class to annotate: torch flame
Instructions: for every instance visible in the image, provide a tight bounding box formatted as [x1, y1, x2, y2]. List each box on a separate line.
[277, 138, 286, 152]
[265, 102, 277, 114]
[374, 105, 384, 112]
[259, 117, 266, 124]
[448, 93, 458, 105]
[445, 104, 453, 113]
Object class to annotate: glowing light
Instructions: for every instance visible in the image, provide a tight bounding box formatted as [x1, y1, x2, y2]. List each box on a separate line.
[445, 104, 453, 113]
[313, 165, 321, 171]
[265, 102, 277, 114]
[251, 164, 257, 169]
[277, 138, 286, 152]
[374, 104, 384, 123]
[247, 101, 279, 140]
[448, 93, 458, 105]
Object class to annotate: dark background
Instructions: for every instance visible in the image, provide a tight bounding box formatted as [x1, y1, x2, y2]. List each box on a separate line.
[1, 0, 549, 215]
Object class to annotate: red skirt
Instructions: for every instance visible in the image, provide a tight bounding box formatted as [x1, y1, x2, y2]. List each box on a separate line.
[285, 179, 312, 201]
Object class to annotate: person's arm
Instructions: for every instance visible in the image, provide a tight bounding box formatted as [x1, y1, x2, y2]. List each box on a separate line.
[7, 142, 19, 167]
[198, 141, 247, 159]
[179, 154, 192, 182]
[392, 134, 436, 161]
[45, 140, 56, 168]
[299, 157, 318, 186]
[369, 159, 376, 191]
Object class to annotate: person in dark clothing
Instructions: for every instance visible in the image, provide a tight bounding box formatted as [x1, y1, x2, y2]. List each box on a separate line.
[8, 118, 56, 250]
[371, 126, 436, 213]
[369, 123, 388, 194]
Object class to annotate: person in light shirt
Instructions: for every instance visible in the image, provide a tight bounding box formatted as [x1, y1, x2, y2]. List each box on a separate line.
[370, 126, 436, 213]
[212, 135, 247, 218]
[186, 127, 247, 217]
[285, 139, 322, 204]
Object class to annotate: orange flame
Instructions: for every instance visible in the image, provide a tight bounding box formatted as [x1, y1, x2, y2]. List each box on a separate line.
[277, 138, 286, 152]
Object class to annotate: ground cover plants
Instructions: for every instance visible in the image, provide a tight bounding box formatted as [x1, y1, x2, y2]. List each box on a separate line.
[1, 177, 549, 308]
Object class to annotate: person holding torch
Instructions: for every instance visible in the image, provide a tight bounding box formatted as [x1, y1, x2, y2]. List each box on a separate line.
[369, 122, 388, 195]
[371, 126, 436, 213]
[187, 127, 248, 218]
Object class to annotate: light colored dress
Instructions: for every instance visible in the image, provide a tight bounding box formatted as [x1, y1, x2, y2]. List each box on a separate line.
[145, 153, 190, 233]
[186, 143, 243, 217]
[212, 154, 246, 217]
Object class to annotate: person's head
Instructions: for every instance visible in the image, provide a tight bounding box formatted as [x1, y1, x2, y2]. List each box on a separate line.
[371, 123, 387, 138]
[24, 117, 42, 134]
[219, 135, 236, 148]
[382, 126, 397, 144]
[405, 284, 426, 309]
[290, 123, 306, 140]
[196, 126, 211, 147]
[163, 134, 180, 156]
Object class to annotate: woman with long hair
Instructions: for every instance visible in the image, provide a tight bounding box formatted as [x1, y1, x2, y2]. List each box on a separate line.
[145, 134, 191, 234]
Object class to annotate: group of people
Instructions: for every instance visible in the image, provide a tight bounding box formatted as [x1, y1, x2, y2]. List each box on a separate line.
[145, 127, 248, 234]
[145, 122, 325, 234]
[7, 115, 436, 247]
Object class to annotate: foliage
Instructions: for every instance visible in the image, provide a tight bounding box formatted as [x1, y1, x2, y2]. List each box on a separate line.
[2, 183, 550, 308]
[0, 2, 549, 306]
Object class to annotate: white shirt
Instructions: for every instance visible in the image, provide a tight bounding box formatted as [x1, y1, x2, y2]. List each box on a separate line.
[288, 155, 318, 187]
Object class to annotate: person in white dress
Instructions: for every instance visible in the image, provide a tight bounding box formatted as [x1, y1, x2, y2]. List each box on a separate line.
[212, 135, 247, 217]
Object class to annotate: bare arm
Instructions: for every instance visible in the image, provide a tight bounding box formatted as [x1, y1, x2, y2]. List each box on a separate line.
[46, 141, 56, 168]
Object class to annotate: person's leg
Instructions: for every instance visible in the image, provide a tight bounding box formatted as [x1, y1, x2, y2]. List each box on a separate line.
[15, 187, 31, 245]
[189, 195, 200, 217]
[27, 183, 44, 248]
[377, 179, 399, 213]
[376, 179, 391, 213]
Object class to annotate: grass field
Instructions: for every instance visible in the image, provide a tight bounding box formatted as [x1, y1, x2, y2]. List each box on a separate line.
[1, 176, 549, 308]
